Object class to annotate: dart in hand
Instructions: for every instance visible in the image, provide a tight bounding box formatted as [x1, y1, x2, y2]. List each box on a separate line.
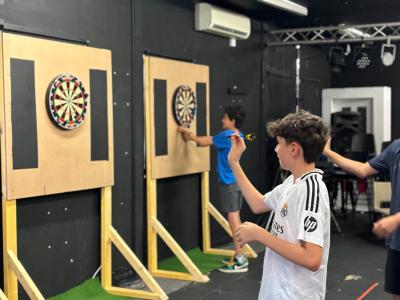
[224, 130, 256, 142]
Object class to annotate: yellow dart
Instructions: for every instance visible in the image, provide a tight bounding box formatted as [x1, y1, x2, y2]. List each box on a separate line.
[245, 133, 256, 142]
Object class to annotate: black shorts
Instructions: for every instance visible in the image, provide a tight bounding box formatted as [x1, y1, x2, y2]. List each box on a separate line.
[385, 248, 400, 295]
[218, 182, 243, 213]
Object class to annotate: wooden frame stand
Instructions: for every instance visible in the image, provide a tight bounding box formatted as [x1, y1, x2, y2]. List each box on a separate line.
[144, 56, 209, 283]
[2, 188, 168, 300]
[144, 55, 256, 284]
[146, 176, 209, 283]
[0, 33, 165, 300]
[144, 171, 257, 284]
[201, 173, 258, 259]
[101, 187, 168, 300]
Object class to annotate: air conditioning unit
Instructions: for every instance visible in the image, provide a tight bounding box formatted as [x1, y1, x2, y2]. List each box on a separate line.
[195, 3, 251, 42]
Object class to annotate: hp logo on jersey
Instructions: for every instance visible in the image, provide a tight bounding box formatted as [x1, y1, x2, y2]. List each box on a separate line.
[304, 216, 318, 233]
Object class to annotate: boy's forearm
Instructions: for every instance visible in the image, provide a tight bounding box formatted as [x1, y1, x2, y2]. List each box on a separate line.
[230, 162, 267, 213]
[189, 134, 212, 147]
[256, 228, 321, 272]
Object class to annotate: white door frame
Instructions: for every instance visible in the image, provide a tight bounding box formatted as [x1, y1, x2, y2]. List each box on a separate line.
[322, 87, 391, 154]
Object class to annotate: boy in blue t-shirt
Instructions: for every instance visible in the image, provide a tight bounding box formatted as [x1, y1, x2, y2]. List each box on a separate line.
[178, 105, 248, 273]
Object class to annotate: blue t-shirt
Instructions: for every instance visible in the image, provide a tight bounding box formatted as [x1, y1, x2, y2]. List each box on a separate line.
[368, 138, 400, 251]
[212, 130, 244, 185]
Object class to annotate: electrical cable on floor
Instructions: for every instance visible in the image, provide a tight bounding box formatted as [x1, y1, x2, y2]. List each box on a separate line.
[92, 266, 101, 279]
[356, 282, 379, 300]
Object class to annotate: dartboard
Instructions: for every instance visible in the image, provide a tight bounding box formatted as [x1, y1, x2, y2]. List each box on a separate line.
[47, 74, 89, 130]
[173, 85, 197, 128]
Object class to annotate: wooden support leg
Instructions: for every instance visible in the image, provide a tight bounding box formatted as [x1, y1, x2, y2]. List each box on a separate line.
[100, 187, 112, 290]
[201, 172, 211, 252]
[200, 173, 258, 259]
[151, 218, 209, 283]
[109, 227, 168, 300]
[3, 200, 18, 300]
[101, 187, 168, 300]
[147, 178, 158, 273]
[7, 251, 44, 300]
[0, 289, 8, 300]
[207, 203, 257, 258]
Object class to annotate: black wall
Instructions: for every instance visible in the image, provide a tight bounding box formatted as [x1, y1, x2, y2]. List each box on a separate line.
[263, 28, 331, 189]
[331, 43, 400, 139]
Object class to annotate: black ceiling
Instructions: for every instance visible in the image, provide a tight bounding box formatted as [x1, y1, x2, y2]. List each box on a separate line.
[204, 0, 400, 28]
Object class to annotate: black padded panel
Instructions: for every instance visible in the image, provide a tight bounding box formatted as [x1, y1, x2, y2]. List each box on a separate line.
[154, 79, 168, 156]
[10, 58, 38, 170]
[90, 69, 109, 161]
[196, 83, 207, 137]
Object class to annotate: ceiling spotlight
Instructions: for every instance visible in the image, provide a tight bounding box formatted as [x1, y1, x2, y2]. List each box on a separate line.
[328, 46, 346, 73]
[354, 44, 372, 70]
[344, 44, 351, 56]
[342, 27, 371, 38]
[381, 39, 396, 66]
[338, 24, 371, 39]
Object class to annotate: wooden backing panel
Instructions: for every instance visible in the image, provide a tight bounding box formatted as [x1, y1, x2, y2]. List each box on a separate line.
[147, 56, 210, 179]
[1, 32, 114, 200]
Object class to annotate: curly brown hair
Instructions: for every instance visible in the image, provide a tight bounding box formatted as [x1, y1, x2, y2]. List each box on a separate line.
[266, 110, 328, 163]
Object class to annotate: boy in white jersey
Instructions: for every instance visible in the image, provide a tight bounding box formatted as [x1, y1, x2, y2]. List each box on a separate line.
[228, 110, 330, 300]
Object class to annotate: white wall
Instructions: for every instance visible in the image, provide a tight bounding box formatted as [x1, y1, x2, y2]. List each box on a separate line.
[322, 87, 391, 154]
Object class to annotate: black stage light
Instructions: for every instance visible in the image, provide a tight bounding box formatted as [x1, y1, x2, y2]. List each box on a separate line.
[328, 46, 346, 73]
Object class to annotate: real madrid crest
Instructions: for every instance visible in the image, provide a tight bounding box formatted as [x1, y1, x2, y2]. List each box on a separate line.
[280, 202, 288, 217]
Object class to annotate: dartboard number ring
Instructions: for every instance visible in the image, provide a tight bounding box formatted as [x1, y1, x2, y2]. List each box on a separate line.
[47, 74, 89, 130]
[173, 85, 197, 128]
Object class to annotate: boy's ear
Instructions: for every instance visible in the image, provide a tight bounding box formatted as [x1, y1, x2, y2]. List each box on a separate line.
[291, 142, 301, 156]
[289, 142, 296, 154]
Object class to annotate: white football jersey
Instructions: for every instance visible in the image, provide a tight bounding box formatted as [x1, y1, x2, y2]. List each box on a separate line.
[258, 170, 330, 300]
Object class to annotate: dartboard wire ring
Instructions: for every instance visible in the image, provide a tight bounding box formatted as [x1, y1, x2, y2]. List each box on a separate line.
[173, 85, 197, 128]
[46, 73, 89, 130]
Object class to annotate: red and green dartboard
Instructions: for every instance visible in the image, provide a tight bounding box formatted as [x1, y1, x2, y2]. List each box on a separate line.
[173, 85, 197, 128]
[47, 74, 88, 130]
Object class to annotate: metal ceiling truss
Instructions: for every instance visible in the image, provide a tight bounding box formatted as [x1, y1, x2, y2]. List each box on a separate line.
[267, 22, 400, 46]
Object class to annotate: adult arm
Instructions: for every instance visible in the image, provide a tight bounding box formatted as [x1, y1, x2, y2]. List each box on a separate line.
[323, 138, 378, 178]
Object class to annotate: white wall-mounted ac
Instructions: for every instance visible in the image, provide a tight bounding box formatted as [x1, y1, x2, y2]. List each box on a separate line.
[195, 3, 251, 43]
